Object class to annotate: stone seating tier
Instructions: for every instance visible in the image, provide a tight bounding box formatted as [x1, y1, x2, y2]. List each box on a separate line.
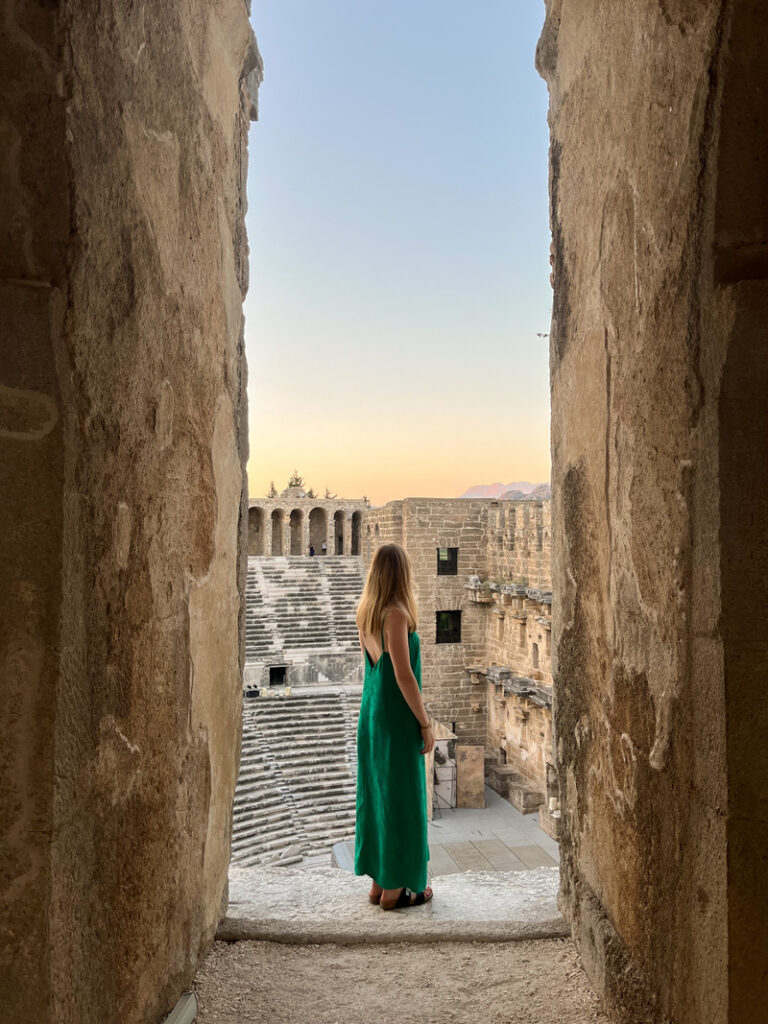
[231, 690, 363, 867]
[244, 556, 366, 663]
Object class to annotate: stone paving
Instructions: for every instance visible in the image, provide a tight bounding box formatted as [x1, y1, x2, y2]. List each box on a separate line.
[332, 784, 560, 879]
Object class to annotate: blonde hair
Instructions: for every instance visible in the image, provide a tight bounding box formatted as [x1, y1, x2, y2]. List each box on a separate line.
[356, 543, 418, 637]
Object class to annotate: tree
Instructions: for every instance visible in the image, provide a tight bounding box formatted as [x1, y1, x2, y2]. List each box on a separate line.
[267, 480, 278, 498]
[288, 469, 304, 488]
[324, 486, 337, 499]
[306, 487, 316, 499]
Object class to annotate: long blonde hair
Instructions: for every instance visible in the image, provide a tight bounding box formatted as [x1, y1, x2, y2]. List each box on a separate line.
[356, 543, 418, 636]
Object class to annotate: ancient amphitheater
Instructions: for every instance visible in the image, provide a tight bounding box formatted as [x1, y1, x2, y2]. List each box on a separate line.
[233, 490, 558, 869]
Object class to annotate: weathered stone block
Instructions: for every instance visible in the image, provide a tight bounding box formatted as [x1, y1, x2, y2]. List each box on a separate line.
[456, 745, 485, 808]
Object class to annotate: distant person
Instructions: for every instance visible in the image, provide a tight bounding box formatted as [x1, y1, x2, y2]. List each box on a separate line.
[321, 541, 327, 555]
[309, 544, 315, 556]
[355, 543, 434, 910]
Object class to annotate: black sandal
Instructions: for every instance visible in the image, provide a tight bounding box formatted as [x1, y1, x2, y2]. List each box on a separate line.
[380, 887, 433, 911]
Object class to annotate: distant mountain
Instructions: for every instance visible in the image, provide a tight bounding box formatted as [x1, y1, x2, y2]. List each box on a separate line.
[528, 483, 552, 500]
[459, 481, 539, 499]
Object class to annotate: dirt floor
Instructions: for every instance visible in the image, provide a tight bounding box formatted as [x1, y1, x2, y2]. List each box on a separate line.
[194, 938, 610, 1024]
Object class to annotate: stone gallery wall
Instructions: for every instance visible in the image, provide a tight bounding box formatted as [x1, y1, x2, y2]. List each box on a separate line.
[486, 685, 553, 792]
[248, 497, 367, 556]
[479, 590, 553, 686]
[485, 499, 552, 590]
[0, 4, 258, 1022]
[539, 1, 768, 1020]
[363, 499, 552, 746]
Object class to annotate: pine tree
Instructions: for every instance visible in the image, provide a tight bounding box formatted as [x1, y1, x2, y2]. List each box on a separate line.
[267, 480, 278, 498]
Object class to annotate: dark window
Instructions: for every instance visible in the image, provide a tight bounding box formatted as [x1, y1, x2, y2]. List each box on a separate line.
[436, 610, 461, 644]
[436, 547, 458, 575]
[269, 665, 287, 685]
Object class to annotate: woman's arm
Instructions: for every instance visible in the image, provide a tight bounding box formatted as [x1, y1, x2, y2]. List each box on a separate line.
[384, 609, 434, 754]
[358, 627, 366, 672]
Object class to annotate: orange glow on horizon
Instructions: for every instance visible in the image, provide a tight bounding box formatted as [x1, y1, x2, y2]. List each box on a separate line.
[247, 427, 551, 507]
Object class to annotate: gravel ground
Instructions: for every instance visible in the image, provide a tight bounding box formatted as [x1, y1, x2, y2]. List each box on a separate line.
[194, 938, 610, 1024]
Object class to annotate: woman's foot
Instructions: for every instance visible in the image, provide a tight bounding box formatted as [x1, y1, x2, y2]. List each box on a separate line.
[368, 882, 383, 905]
[380, 886, 433, 911]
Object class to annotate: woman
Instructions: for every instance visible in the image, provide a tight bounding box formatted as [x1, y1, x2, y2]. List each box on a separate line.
[355, 543, 435, 910]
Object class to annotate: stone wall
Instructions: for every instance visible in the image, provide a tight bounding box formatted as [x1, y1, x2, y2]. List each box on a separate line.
[539, 1, 767, 1021]
[0, 4, 257, 1022]
[486, 680, 553, 792]
[363, 498, 551, 747]
[485, 498, 552, 588]
[479, 589, 553, 685]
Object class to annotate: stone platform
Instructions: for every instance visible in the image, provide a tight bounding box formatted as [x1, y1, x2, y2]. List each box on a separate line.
[219, 864, 566, 944]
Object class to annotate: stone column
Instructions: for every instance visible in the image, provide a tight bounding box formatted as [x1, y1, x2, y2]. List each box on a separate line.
[344, 512, 352, 555]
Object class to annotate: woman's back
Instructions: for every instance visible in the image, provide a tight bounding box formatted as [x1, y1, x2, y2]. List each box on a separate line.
[359, 602, 414, 666]
[355, 606, 428, 892]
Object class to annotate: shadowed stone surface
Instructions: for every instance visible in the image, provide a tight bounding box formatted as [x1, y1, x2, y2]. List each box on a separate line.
[539, 1, 768, 1021]
[0, 4, 258, 1022]
[219, 865, 566, 943]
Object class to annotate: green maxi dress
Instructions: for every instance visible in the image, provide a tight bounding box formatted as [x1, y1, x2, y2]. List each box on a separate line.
[354, 622, 430, 892]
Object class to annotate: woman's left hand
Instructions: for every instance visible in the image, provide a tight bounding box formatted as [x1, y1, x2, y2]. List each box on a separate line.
[419, 724, 434, 755]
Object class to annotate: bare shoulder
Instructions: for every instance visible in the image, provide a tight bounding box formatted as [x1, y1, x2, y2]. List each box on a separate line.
[383, 605, 409, 633]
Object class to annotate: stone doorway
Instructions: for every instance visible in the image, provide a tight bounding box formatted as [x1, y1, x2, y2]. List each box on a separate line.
[289, 508, 303, 554]
[248, 506, 265, 555]
[309, 506, 327, 554]
[271, 509, 285, 555]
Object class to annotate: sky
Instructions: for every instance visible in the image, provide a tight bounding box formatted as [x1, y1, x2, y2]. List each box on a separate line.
[245, 1, 552, 507]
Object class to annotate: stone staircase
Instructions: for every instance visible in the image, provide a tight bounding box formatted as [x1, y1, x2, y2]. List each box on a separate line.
[231, 689, 363, 867]
[245, 556, 365, 663]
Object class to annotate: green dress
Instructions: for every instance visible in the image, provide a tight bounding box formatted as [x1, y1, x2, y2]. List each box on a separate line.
[354, 623, 429, 892]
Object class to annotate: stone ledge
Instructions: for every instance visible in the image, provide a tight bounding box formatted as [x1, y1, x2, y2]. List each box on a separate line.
[218, 865, 567, 945]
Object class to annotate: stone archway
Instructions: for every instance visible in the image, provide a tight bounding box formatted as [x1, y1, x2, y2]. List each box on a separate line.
[309, 507, 327, 554]
[289, 509, 303, 555]
[351, 511, 362, 555]
[333, 510, 344, 554]
[248, 506, 265, 555]
[271, 509, 285, 555]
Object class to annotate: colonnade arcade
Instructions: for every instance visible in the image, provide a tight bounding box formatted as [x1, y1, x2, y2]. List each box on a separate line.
[248, 498, 365, 557]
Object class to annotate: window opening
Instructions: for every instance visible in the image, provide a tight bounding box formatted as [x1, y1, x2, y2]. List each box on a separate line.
[436, 610, 462, 644]
[437, 547, 459, 575]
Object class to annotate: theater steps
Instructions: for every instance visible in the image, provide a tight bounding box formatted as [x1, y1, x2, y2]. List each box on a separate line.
[231, 689, 363, 867]
[244, 556, 366, 663]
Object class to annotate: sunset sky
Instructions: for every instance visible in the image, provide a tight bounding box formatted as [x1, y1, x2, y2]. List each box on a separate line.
[245, 2, 552, 507]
